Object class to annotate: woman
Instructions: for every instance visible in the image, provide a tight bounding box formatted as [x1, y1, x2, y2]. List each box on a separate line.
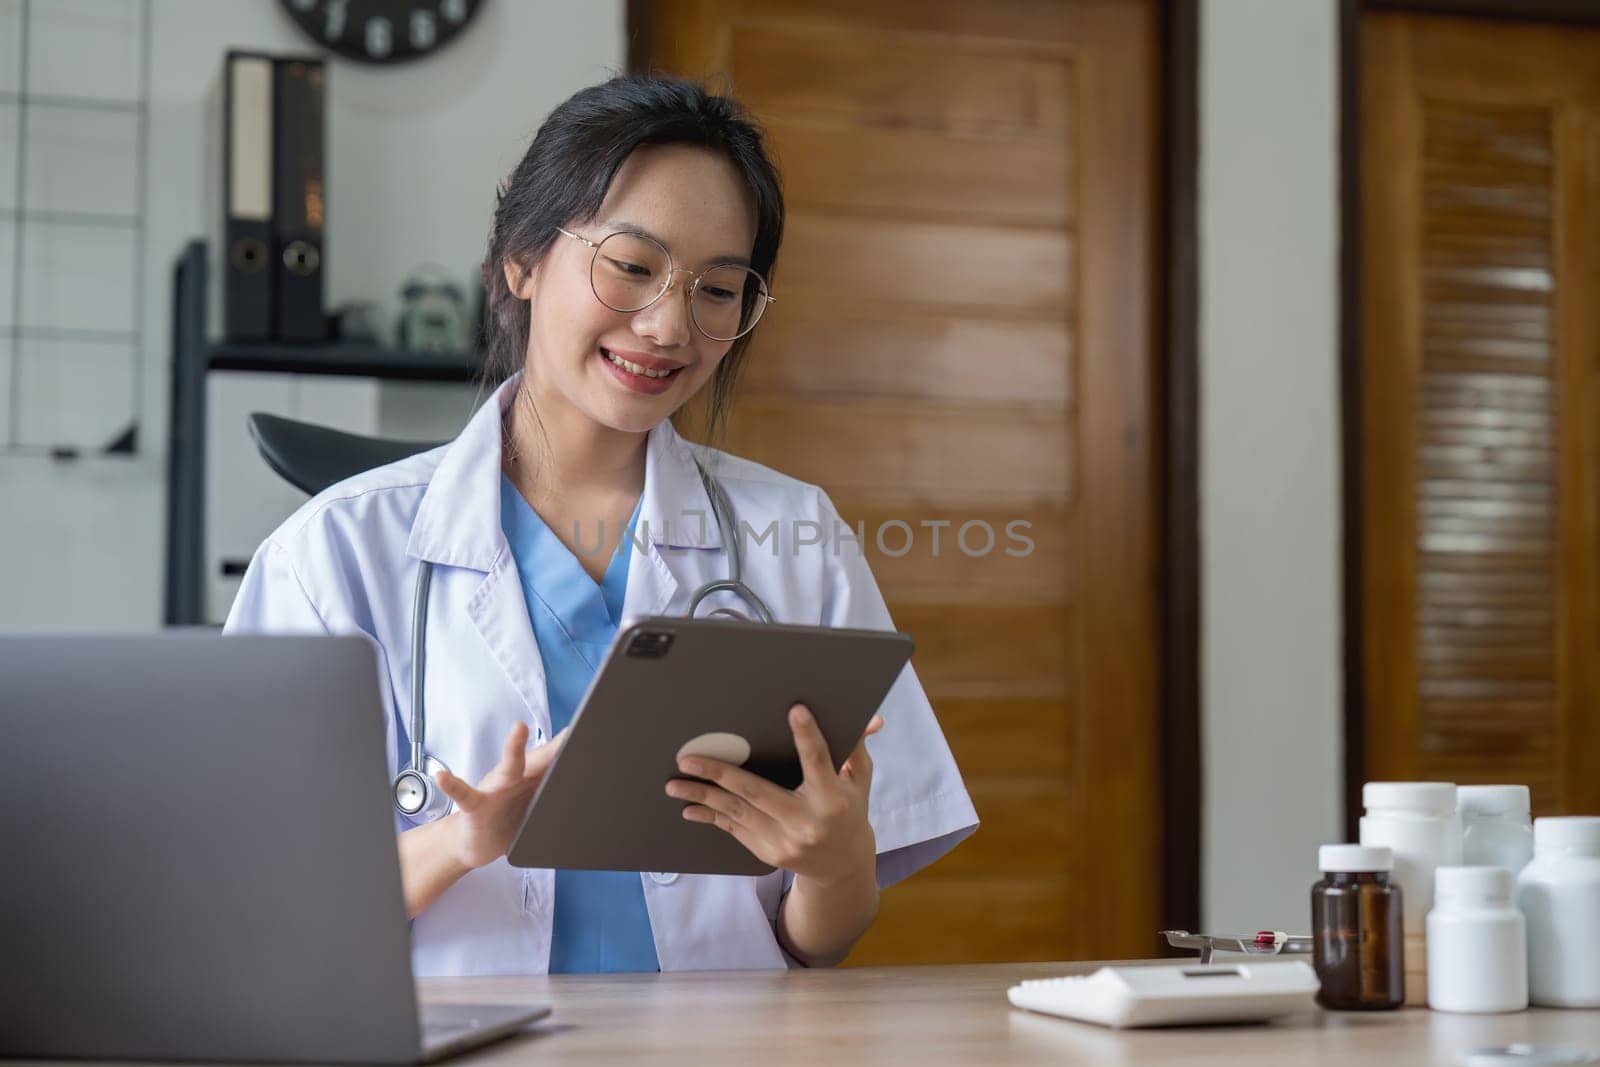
[225, 75, 976, 976]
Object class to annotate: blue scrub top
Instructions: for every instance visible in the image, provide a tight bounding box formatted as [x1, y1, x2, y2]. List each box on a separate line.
[500, 476, 659, 974]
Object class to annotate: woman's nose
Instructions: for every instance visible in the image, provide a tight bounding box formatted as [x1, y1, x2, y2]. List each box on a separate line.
[631, 270, 694, 347]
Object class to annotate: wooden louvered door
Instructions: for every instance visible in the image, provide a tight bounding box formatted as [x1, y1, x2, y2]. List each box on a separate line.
[642, 0, 1161, 962]
[1361, 13, 1600, 816]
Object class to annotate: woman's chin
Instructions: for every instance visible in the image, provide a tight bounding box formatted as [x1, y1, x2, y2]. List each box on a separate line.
[591, 397, 677, 436]
[584, 368, 698, 433]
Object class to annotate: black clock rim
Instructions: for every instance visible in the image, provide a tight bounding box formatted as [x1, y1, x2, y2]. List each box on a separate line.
[310, 46, 461, 67]
[278, 0, 484, 66]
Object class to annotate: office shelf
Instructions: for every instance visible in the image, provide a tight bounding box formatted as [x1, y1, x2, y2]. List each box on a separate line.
[164, 239, 483, 626]
[210, 342, 479, 382]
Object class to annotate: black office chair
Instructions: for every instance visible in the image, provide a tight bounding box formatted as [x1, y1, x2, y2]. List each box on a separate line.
[246, 412, 446, 496]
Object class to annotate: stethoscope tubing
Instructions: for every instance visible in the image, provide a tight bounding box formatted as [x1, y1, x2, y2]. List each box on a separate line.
[409, 552, 433, 782]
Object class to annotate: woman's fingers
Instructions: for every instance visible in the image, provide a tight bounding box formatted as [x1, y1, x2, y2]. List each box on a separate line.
[677, 752, 797, 823]
[666, 777, 778, 838]
[681, 803, 765, 858]
[788, 703, 835, 784]
[523, 726, 570, 779]
[434, 768, 481, 813]
[498, 722, 529, 779]
[841, 716, 882, 785]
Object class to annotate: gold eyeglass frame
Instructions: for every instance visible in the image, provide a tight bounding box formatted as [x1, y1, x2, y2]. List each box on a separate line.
[555, 226, 775, 341]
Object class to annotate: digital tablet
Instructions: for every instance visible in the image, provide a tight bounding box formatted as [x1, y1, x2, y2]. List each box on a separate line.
[505, 616, 914, 876]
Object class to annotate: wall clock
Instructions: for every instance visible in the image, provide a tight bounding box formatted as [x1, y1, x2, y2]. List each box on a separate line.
[279, 0, 485, 65]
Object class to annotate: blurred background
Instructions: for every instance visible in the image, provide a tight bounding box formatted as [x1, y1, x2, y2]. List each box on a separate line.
[1, 0, 1596, 967]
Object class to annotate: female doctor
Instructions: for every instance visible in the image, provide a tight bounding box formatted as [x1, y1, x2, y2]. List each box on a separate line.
[225, 75, 977, 976]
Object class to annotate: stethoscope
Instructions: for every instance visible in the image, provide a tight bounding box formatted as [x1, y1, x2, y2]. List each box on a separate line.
[393, 460, 775, 823]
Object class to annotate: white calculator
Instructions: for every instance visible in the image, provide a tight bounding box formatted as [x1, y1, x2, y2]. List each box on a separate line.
[1007, 961, 1319, 1029]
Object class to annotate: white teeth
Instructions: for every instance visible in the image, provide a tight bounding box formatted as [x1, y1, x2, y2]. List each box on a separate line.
[605, 350, 675, 379]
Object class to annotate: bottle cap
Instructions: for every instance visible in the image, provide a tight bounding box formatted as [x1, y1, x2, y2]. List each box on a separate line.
[1534, 816, 1600, 856]
[1363, 781, 1457, 816]
[1457, 785, 1531, 818]
[1434, 865, 1513, 905]
[1319, 844, 1394, 872]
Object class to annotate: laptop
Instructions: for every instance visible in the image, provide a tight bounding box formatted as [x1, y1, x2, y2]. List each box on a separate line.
[0, 633, 549, 1064]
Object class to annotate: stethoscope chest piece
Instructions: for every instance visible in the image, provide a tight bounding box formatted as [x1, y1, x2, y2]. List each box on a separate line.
[393, 754, 454, 822]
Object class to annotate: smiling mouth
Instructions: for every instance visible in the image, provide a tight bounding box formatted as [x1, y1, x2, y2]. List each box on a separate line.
[602, 348, 684, 380]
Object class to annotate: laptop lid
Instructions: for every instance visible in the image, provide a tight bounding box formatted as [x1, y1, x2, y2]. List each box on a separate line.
[0, 633, 423, 1064]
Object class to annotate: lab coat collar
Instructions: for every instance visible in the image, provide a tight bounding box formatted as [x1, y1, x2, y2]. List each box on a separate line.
[639, 420, 723, 551]
[406, 376, 722, 570]
[405, 377, 517, 571]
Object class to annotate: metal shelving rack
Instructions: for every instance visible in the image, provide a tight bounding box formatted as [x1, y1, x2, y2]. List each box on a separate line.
[2, 0, 152, 458]
[164, 239, 483, 626]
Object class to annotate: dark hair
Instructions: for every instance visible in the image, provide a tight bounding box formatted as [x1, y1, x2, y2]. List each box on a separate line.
[479, 74, 784, 438]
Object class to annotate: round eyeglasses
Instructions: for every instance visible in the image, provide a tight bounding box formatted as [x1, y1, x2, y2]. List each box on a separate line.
[556, 226, 774, 342]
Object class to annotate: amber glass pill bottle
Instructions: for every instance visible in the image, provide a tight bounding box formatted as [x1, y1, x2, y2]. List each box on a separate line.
[1312, 844, 1405, 1010]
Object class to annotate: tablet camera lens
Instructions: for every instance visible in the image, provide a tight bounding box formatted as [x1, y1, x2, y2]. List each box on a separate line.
[626, 631, 674, 659]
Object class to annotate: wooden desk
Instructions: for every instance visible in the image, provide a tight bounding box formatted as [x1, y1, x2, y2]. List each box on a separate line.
[429, 961, 1600, 1065]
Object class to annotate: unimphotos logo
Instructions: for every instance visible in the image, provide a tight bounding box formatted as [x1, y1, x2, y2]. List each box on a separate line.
[575, 511, 1037, 560]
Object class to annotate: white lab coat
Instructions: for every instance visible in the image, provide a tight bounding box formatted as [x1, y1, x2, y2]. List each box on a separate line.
[224, 376, 978, 976]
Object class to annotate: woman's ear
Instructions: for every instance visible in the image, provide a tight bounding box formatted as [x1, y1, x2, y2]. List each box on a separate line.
[502, 258, 536, 300]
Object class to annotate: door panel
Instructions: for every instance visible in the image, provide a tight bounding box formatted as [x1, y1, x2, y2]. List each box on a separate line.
[768, 118, 1074, 226]
[1361, 13, 1600, 816]
[740, 309, 1074, 406]
[777, 216, 1074, 311]
[729, 21, 1073, 135]
[644, 0, 1160, 963]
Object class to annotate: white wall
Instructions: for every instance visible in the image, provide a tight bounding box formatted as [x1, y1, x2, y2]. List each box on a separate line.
[1200, 0, 1344, 932]
[0, 0, 623, 631]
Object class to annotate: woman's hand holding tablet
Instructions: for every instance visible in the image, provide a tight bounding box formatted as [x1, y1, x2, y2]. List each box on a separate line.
[665, 705, 884, 885]
[504, 617, 914, 878]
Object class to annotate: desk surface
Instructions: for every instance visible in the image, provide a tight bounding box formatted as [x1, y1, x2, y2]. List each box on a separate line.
[429, 961, 1600, 1066]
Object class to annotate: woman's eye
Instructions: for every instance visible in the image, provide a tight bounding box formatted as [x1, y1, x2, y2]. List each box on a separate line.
[603, 256, 653, 278]
[701, 286, 737, 302]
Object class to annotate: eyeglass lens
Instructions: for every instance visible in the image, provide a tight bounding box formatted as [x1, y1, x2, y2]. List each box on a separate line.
[590, 232, 768, 341]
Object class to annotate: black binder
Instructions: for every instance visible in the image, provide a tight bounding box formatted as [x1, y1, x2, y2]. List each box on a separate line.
[220, 51, 275, 342]
[273, 57, 326, 342]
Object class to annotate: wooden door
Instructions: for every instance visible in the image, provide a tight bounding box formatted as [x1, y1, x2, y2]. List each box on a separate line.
[1361, 13, 1600, 816]
[641, 0, 1161, 963]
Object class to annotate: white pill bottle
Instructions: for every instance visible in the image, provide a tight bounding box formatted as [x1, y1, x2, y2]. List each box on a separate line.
[1459, 785, 1535, 873]
[1517, 816, 1600, 1008]
[1360, 781, 1462, 1002]
[1426, 866, 1527, 1014]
